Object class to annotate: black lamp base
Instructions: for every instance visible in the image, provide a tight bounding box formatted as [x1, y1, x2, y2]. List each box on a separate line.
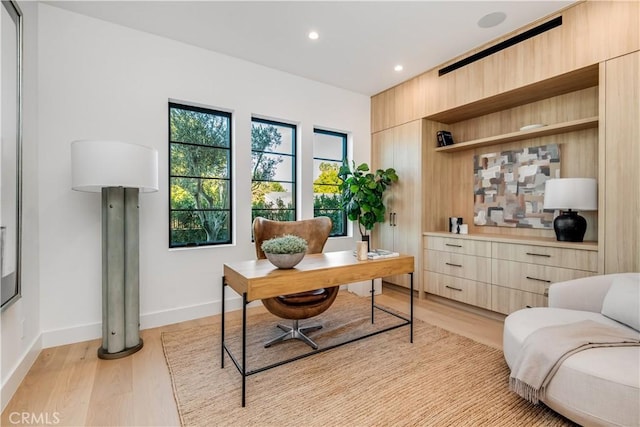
[553, 210, 587, 242]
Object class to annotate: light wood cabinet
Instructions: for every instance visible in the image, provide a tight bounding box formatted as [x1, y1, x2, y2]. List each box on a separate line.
[490, 239, 597, 314]
[423, 235, 492, 309]
[491, 242, 597, 271]
[491, 259, 593, 295]
[424, 251, 491, 283]
[371, 120, 424, 289]
[600, 51, 640, 273]
[424, 272, 491, 310]
[423, 232, 598, 315]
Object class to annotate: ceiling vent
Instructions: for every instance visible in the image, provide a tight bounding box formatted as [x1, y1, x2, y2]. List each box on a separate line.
[439, 16, 562, 76]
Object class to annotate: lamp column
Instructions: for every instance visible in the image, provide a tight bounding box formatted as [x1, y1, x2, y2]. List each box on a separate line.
[100, 186, 143, 359]
[71, 139, 158, 360]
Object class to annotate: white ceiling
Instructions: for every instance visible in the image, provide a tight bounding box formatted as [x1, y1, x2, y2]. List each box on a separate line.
[46, 1, 575, 96]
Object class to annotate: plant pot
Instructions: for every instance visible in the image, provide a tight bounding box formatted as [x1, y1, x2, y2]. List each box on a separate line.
[264, 252, 305, 269]
[361, 235, 370, 252]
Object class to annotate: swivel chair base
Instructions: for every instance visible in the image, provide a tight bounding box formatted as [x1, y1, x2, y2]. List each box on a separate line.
[264, 319, 322, 349]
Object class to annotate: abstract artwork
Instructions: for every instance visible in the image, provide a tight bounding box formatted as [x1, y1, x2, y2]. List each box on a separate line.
[473, 144, 560, 229]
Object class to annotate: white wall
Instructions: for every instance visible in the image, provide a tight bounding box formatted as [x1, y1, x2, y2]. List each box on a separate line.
[1, 0, 42, 410]
[36, 4, 371, 348]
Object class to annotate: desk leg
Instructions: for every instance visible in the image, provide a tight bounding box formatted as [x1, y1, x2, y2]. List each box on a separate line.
[221, 276, 226, 368]
[370, 279, 375, 324]
[242, 292, 247, 407]
[410, 272, 414, 343]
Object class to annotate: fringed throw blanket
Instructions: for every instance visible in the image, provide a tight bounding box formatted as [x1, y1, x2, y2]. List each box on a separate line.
[509, 319, 640, 404]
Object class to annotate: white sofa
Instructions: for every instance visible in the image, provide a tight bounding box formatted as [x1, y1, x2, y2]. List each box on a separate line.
[503, 273, 640, 427]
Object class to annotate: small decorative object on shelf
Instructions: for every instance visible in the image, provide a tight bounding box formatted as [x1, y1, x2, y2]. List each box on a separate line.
[519, 124, 546, 131]
[437, 130, 454, 147]
[449, 217, 463, 233]
[261, 234, 308, 269]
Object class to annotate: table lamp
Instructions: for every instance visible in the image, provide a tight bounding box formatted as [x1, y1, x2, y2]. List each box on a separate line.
[543, 178, 597, 242]
[71, 140, 158, 359]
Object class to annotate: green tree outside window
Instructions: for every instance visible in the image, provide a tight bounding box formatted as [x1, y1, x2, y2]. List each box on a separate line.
[169, 103, 232, 247]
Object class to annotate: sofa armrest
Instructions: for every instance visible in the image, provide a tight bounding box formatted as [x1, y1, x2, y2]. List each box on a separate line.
[548, 273, 640, 312]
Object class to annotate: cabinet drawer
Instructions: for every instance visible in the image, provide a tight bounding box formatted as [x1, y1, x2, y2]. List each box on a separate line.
[424, 250, 491, 283]
[491, 259, 594, 294]
[491, 242, 597, 271]
[424, 272, 491, 310]
[423, 235, 491, 257]
[491, 285, 547, 315]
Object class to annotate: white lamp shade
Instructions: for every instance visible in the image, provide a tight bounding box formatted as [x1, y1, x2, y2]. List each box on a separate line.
[71, 140, 159, 193]
[543, 178, 597, 211]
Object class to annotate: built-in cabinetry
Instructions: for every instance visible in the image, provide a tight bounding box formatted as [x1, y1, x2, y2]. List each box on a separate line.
[423, 235, 492, 309]
[371, 120, 424, 289]
[418, 66, 602, 311]
[424, 232, 598, 314]
[370, 2, 639, 308]
[601, 51, 640, 274]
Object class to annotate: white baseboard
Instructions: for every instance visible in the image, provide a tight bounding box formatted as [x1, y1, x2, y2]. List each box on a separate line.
[1, 334, 42, 412]
[140, 294, 247, 330]
[41, 294, 246, 349]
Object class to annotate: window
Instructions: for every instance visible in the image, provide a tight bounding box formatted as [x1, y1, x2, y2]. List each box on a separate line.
[313, 129, 347, 236]
[169, 102, 232, 247]
[251, 118, 296, 225]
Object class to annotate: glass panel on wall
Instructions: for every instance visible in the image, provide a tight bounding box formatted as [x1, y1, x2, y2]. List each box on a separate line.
[169, 102, 232, 247]
[251, 118, 296, 224]
[313, 129, 347, 236]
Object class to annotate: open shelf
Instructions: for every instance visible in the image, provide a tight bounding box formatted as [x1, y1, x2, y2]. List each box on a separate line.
[435, 116, 598, 153]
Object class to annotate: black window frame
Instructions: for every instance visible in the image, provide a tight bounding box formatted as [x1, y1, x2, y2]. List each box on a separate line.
[313, 128, 348, 237]
[168, 102, 233, 248]
[251, 117, 297, 224]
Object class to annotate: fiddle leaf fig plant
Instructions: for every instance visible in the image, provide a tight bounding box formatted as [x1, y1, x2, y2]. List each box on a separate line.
[338, 160, 398, 237]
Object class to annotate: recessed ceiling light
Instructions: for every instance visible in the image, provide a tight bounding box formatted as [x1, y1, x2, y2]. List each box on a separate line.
[478, 12, 507, 28]
[394, 65, 404, 72]
[308, 31, 319, 40]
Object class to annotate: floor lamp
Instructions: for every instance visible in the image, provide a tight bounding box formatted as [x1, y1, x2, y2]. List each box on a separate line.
[71, 140, 158, 359]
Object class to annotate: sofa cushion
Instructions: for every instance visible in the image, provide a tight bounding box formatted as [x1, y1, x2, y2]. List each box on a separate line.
[504, 307, 640, 426]
[544, 346, 640, 427]
[601, 276, 640, 331]
[502, 307, 628, 369]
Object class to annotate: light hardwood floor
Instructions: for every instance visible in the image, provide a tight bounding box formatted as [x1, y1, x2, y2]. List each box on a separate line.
[1, 286, 504, 426]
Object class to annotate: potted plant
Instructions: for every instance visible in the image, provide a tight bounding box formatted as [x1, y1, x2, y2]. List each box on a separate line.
[338, 160, 398, 246]
[261, 234, 308, 269]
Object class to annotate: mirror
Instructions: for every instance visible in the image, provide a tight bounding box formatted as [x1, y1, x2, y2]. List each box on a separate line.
[1, 0, 23, 311]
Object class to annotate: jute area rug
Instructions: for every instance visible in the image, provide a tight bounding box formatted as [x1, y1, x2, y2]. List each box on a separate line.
[162, 291, 574, 427]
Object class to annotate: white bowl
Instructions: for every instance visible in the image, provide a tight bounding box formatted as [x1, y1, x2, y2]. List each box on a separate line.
[519, 124, 546, 131]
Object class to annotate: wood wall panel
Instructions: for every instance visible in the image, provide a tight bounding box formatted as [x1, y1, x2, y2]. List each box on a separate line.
[371, 1, 639, 133]
[421, 86, 600, 242]
[447, 87, 598, 143]
[440, 131, 599, 242]
[602, 51, 640, 273]
[422, 119, 452, 233]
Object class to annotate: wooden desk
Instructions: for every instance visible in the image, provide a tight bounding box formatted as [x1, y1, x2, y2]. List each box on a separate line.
[221, 250, 415, 406]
